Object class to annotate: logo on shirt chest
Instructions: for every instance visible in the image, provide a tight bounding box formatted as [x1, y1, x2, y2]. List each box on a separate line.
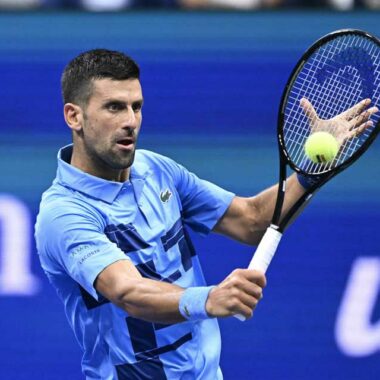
[160, 188, 172, 203]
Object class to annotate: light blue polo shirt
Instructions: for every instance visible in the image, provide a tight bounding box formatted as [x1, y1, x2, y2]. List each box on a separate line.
[35, 145, 235, 380]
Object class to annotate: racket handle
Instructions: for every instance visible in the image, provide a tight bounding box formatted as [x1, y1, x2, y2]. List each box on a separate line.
[247, 225, 282, 273]
[234, 225, 282, 322]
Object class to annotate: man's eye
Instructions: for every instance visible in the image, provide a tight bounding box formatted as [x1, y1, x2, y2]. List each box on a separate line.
[133, 103, 143, 112]
[107, 103, 123, 112]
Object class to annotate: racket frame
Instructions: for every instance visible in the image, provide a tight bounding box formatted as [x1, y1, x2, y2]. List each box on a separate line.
[274, 28, 380, 232]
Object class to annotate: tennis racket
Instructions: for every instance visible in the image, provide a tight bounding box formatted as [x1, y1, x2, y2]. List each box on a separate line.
[236, 29, 380, 321]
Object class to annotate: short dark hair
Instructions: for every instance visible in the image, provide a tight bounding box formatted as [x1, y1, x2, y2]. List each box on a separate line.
[61, 49, 140, 106]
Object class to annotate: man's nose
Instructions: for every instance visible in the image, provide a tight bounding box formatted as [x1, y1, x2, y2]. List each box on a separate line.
[123, 106, 138, 128]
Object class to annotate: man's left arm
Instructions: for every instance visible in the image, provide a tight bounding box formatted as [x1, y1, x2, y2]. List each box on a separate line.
[213, 173, 306, 245]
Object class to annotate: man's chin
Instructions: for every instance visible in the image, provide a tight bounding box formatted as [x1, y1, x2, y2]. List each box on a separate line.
[111, 151, 136, 170]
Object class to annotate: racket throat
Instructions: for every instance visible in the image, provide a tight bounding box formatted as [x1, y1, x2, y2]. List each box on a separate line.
[272, 161, 287, 226]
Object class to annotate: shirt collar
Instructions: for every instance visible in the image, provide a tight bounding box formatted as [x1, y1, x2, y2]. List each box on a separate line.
[56, 144, 150, 204]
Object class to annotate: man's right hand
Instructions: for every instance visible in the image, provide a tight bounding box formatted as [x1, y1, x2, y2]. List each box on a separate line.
[205, 269, 266, 320]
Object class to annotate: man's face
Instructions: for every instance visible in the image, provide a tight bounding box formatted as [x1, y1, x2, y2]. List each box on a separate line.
[80, 78, 143, 174]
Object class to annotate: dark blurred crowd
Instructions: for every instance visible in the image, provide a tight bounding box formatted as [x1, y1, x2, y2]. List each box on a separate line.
[0, 0, 378, 10]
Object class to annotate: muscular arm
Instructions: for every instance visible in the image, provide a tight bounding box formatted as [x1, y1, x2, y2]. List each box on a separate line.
[95, 259, 185, 324]
[95, 259, 265, 324]
[214, 173, 305, 246]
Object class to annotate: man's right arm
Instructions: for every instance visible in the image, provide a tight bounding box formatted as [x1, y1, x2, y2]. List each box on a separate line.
[94, 259, 266, 324]
[37, 197, 266, 324]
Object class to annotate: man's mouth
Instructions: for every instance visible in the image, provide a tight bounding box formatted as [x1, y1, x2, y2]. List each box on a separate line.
[116, 138, 135, 149]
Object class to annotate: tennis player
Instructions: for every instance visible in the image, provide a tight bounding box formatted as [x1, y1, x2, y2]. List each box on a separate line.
[34, 49, 314, 380]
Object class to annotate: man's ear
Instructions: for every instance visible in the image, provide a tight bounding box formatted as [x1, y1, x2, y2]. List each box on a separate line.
[64, 103, 84, 132]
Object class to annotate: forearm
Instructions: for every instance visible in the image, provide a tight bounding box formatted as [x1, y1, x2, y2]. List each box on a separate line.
[215, 173, 305, 246]
[115, 278, 187, 324]
[96, 262, 187, 324]
[250, 173, 306, 234]
[96, 260, 265, 323]
[114, 272, 265, 323]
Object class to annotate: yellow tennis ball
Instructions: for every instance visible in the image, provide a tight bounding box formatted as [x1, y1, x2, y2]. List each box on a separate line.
[304, 132, 339, 164]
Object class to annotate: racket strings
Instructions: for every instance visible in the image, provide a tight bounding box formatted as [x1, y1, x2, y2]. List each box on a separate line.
[337, 38, 380, 161]
[282, 33, 380, 175]
[287, 41, 365, 162]
[337, 38, 380, 162]
[292, 39, 377, 170]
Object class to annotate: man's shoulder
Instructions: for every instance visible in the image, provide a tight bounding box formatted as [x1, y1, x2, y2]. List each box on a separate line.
[39, 182, 71, 210]
[37, 182, 100, 224]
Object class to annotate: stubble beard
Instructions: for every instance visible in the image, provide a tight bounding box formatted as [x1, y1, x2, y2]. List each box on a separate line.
[89, 139, 137, 172]
[108, 147, 136, 170]
[82, 117, 137, 172]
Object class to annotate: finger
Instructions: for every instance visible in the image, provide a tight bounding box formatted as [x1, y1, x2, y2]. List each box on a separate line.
[207, 285, 259, 319]
[232, 303, 253, 320]
[300, 98, 319, 125]
[349, 106, 379, 129]
[241, 282, 264, 299]
[221, 289, 257, 318]
[242, 269, 267, 288]
[232, 281, 263, 301]
[347, 120, 373, 140]
[229, 293, 260, 319]
[237, 290, 260, 309]
[341, 98, 371, 120]
[226, 270, 264, 297]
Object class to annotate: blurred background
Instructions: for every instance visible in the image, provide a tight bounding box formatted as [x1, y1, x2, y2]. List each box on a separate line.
[0, 3, 380, 380]
[1, 0, 380, 11]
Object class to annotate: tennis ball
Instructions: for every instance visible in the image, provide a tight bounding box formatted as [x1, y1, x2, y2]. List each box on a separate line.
[304, 132, 339, 164]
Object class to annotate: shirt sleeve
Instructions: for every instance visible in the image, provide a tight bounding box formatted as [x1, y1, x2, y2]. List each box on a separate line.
[36, 200, 130, 300]
[148, 152, 235, 235]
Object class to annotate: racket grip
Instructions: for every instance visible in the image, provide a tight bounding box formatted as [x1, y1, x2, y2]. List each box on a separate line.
[247, 225, 282, 273]
[234, 226, 282, 322]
